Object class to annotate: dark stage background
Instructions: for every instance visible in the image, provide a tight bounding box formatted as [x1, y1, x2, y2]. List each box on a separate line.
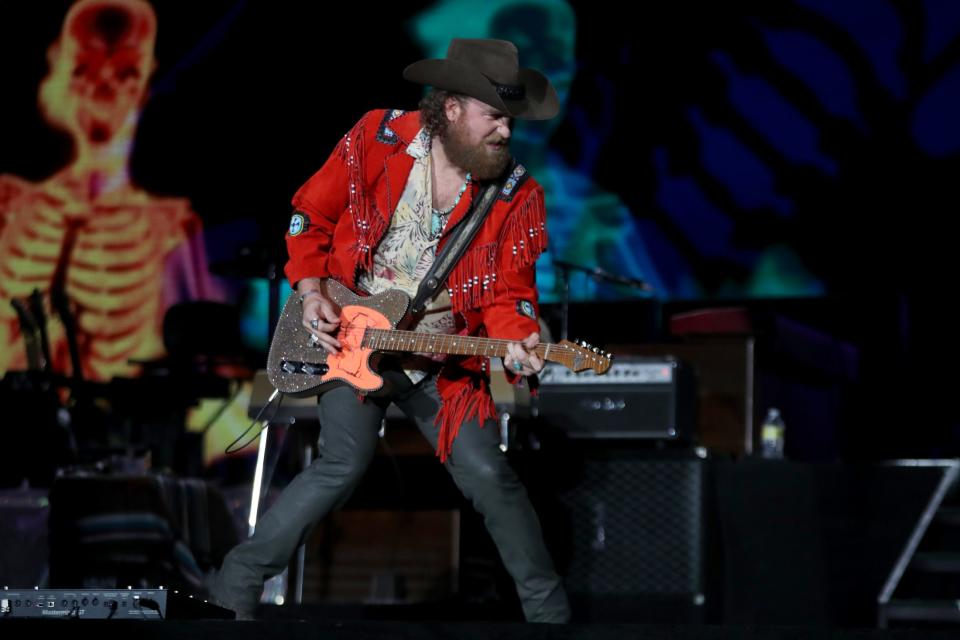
[3, 2, 960, 629]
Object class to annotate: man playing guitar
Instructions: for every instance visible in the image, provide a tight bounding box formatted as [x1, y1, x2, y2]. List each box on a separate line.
[209, 39, 581, 623]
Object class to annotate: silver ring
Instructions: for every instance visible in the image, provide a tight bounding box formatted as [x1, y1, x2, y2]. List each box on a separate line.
[513, 360, 523, 372]
[310, 319, 319, 330]
[309, 334, 320, 344]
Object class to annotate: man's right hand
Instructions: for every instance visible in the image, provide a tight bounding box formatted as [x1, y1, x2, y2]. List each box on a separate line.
[299, 287, 341, 354]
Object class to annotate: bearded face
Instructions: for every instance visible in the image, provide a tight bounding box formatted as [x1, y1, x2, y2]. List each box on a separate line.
[441, 98, 513, 181]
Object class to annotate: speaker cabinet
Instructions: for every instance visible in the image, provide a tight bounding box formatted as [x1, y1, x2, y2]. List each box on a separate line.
[460, 445, 714, 623]
[554, 448, 711, 622]
[560, 452, 704, 594]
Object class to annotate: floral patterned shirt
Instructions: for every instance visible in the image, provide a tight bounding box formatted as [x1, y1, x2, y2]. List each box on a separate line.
[356, 128, 469, 382]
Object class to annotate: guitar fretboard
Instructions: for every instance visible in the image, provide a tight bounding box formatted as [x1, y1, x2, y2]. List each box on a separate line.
[361, 328, 602, 371]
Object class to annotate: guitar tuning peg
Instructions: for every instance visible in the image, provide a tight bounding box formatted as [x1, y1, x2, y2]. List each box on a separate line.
[592, 347, 600, 353]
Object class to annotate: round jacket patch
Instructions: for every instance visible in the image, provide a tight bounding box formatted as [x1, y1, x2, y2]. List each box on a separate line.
[289, 213, 307, 236]
[516, 299, 537, 320]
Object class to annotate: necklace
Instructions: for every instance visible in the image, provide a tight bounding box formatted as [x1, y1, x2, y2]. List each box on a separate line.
[430, 172, 471, 239]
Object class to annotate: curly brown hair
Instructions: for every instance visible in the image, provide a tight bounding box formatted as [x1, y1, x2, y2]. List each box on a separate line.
[419, 89, 463, 138]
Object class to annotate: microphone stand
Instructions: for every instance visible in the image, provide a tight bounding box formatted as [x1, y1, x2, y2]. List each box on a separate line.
[552, 258, 655, 341]
[554, 259, 655, 292]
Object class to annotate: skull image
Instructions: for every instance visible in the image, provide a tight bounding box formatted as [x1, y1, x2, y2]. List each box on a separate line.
[40, 0, 157, 146]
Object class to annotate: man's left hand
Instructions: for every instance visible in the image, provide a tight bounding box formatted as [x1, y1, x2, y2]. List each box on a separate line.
[504, 332, 543, 377]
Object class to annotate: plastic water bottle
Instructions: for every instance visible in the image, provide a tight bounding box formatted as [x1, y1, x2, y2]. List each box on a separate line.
[760, 408, 786, 459]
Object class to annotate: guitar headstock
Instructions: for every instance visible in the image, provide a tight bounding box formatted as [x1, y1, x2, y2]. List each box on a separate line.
[555, 339, 612, 374]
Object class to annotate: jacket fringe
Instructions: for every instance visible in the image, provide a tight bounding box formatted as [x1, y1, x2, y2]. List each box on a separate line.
[336, 113, 384, 272]
[445, 188, 547, 314]
[447, 242, 498, 313]
[500, 187, 547, 271]
[434, 375, 497, 462]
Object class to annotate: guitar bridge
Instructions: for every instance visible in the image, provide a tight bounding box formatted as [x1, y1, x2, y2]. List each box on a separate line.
[280, 359, 329, 376]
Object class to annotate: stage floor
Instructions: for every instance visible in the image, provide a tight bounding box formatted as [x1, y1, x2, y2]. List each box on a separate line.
[2, 618, 958, 640]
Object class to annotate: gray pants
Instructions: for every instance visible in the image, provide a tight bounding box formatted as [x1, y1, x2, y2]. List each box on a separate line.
[209, 370, 569, 623]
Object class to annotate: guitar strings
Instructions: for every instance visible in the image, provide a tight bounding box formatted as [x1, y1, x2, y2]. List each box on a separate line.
[307, 322, 602, 360]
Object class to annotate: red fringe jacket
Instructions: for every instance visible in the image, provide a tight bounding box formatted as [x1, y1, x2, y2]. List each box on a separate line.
[284, 109, 547, 460]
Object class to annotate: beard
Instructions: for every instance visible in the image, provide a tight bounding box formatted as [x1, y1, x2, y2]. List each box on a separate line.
[441, 118, 512, 180]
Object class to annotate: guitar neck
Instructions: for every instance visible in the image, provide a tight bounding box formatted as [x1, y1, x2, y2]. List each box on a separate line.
[362, 328, 569, 366]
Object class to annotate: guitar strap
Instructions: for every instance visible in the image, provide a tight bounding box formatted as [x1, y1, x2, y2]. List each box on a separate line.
[409, 159, 516, 314]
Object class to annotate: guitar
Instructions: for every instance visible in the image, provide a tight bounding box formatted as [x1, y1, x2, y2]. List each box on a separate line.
[267, 279, 611, 397]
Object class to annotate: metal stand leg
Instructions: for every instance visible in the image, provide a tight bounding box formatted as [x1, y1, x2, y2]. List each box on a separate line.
[247, 389, 280, 537]
[293, 442, 313, 604]
[499, 411, 511, 452]
[248, 429, 270, 536]
[246, 387, 292, 606]
[247, 388, 279, 536]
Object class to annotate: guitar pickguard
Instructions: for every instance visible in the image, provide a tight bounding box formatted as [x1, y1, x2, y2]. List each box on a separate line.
[267, 280, 410, 396]
[320, 305, 391, 391]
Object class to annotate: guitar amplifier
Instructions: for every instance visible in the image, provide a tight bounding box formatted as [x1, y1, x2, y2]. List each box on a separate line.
[534, 357, 695, 440]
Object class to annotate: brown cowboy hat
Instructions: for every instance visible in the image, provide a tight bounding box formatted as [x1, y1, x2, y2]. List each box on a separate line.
[404, 38, 560, 121]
